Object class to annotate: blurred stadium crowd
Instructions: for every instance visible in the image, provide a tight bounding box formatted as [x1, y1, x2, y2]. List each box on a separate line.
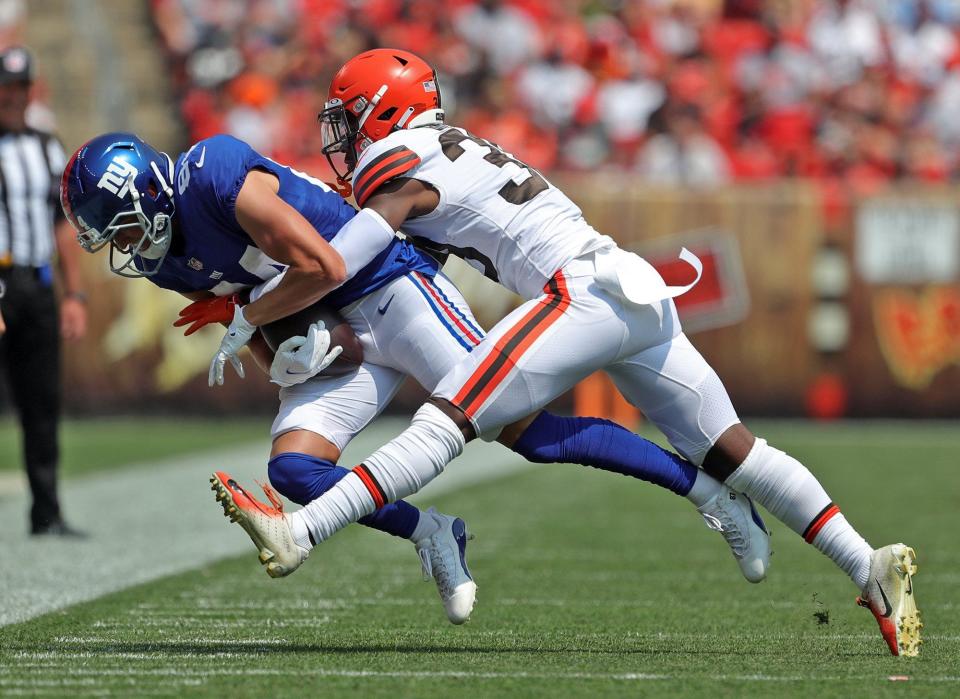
[150, 0, 960, 192]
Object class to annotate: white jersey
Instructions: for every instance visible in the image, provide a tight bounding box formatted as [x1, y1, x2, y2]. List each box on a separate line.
[352, 125, 614, 300]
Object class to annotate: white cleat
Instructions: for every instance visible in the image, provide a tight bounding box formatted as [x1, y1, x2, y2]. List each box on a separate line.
[698, 486, 771, 583]
[857, 543, 922, 657]
[210, 471, 309, 578]
[414, 507, 477, 625]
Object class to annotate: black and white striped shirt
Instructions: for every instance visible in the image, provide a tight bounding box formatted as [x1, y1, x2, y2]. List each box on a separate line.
[0, 128, 66, 268]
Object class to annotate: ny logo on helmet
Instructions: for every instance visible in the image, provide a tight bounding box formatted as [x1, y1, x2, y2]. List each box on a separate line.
[97, 157, 138, 198]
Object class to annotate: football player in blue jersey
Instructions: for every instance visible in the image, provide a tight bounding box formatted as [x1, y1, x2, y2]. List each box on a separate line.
[61, 132, 770, 623]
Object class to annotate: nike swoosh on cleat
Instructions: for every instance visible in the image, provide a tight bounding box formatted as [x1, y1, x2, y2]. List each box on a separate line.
[377, 294, 395, 315]
[876, 578, 893, 617]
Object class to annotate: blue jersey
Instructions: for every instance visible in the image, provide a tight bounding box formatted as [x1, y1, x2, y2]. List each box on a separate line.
[144, 135, 437, 308]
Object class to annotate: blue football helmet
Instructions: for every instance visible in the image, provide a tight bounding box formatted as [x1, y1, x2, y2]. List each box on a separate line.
[60, 132, 176, 277]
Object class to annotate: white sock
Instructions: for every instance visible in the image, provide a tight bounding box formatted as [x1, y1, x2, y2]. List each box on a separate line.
[726, 438, 872, 587]
[686, 469, 723, 507]
[293, 471, 377, 545]
[363, 403, 465, 501]
[288, 511, 313, 550]
[811, 513, 872, 589]
[293, 403, 465, 546]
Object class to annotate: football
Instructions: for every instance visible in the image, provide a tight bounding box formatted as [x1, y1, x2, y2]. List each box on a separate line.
[259, 301, 363, 376]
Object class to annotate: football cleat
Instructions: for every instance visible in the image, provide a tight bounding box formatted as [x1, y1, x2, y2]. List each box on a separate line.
[210, 471, 309, 578]
[698, 486, 771, 583]
[857, 543, 922, 657]
[414, 507, 477, 625]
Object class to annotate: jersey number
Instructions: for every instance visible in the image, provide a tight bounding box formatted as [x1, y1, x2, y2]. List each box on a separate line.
[439, 130, 548, 205]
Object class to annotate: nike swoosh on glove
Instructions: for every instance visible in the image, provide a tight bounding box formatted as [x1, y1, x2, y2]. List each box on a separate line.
[269, 321, 343, 388]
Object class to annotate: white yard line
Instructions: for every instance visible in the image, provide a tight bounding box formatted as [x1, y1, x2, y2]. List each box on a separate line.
[1, 666, 957, 684]
[0, 418, 535, 627]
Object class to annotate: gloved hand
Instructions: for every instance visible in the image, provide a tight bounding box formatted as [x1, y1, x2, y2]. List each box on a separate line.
[208, 305, 257, 386]
[269, 321, 343, 388]
[174, 294, 241, 336]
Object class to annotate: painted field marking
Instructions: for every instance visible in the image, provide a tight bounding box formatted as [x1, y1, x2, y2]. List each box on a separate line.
[0, 418, 539, 627]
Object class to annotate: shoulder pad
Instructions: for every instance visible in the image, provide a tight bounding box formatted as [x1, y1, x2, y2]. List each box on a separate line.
[353, 132, 430, 207]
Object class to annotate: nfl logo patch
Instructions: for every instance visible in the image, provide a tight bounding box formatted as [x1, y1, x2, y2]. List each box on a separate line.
[187, 257, 204, 271]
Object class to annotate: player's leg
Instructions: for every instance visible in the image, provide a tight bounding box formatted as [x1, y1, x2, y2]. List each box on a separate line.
[608, 332, 920, 655]
[608, 332, 874, 581]
[409, 270, 715, 500]
[266, 362, 421, 540]
[1, 277, 65, 533]
[288, 265, 741, 551]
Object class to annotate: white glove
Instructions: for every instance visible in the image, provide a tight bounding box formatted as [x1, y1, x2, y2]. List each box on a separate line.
[269, 321, 344, 388]
[208, 305, 257, 387]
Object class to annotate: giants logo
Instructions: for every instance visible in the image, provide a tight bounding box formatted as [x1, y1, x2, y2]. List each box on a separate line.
[97, 157, 138, 198]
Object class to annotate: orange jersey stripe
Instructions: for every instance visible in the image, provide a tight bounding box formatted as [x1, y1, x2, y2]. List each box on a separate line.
[354, 148, 421, 206]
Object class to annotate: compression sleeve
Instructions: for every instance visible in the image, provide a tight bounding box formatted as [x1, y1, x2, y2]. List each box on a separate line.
[329, 208, 398, 283]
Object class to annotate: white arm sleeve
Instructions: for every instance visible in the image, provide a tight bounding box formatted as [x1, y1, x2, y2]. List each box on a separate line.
[329, 208, 398, 283]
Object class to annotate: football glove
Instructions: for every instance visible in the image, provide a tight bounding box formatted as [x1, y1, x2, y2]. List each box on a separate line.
[174, 294, 241, 336]
[269, 321, 343, 388]
[208, 305, 257, 387]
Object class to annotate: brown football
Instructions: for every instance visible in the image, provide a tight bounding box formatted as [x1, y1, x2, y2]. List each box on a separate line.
[259, 302, 363, 377]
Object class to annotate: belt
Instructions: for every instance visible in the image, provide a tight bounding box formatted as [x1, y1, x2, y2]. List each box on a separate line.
[0, 264, 53, 285]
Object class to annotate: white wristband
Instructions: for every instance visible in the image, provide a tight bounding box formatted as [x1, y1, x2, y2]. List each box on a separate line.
[329, 208, 397, 282]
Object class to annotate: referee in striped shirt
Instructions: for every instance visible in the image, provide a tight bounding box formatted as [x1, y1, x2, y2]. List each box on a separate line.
[0, 46, 87, 536]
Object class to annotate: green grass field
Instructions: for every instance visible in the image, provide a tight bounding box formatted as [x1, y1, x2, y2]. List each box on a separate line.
[0, 417, 268, 477]
[1, 420, 958, 697]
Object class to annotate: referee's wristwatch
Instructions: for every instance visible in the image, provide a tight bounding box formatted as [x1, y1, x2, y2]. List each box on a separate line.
[65, 290, 88, 304]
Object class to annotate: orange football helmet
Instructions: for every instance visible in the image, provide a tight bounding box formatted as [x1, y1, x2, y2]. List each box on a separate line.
[319, 48, 444, 184]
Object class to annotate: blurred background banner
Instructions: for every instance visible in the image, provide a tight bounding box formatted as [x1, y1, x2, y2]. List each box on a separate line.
[5, 0, 960, 418]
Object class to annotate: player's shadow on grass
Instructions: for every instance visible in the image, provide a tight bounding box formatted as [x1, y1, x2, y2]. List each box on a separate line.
[31, 640, 878, 658]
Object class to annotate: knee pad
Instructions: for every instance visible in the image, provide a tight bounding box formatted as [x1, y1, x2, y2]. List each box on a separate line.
[268, 452, 346, 506]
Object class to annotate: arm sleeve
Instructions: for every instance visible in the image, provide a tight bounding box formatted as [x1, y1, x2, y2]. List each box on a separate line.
[329, 208, 398, 283]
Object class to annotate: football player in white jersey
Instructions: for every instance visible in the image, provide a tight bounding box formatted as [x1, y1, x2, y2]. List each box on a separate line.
[216, 50, 920, 656]
[66, 132, 764, 626]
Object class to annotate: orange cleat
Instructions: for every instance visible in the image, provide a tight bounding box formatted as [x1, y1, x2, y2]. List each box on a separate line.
[210, 471, 309, 578]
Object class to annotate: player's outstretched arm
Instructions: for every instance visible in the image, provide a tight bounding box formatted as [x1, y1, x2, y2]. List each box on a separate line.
[364, 177, 439, 230]
[235, 170, 347, 327]
[327, 178, 440, 280]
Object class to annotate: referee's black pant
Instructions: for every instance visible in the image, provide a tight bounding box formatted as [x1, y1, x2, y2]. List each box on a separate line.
[0, 266, 62, 529]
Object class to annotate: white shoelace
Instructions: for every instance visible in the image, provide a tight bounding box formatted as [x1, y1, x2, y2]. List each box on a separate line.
[701, 508, 747, 559]
[418, 538, 455, 597]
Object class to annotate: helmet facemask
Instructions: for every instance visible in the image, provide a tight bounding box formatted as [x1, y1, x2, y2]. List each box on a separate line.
[319, 83, 394, 184]
[74, 155, 176, 278]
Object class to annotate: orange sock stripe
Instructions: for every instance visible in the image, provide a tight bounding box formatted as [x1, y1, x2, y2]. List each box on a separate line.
[453, 272, 570, 418]
[353, 464, 386, 509]
[803, 503, 840, 543]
